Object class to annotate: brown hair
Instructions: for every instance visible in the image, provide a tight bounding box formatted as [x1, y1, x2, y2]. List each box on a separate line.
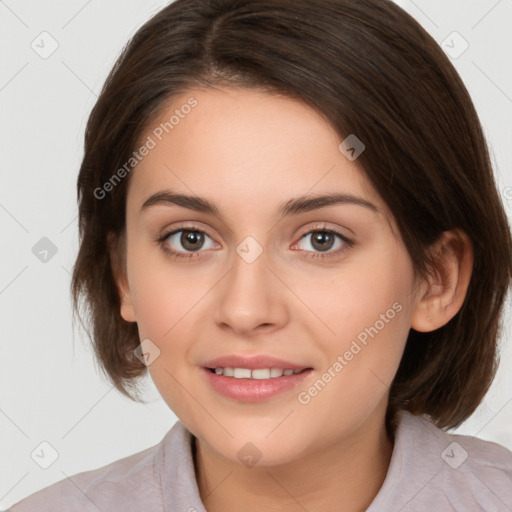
[71, 0, 512, 430]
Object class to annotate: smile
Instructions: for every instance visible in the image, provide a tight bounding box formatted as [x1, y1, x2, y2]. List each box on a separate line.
[208, 367, 306, 379]
[202, 367, 314, 402]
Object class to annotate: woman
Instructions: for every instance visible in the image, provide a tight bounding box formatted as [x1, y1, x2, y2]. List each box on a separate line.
[10, 0, 512, 510]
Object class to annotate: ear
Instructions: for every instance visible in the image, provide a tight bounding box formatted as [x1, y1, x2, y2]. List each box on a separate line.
[410, 229, 473, 333]
[107, 231, 137, 323]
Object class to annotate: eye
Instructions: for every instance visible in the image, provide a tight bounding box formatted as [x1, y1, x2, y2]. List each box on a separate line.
[156, 224, 354, 261]
[293, 227, 354, 259]
[157, 227, 217, 260]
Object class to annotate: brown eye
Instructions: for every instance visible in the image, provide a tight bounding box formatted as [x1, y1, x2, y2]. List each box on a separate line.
[309, 231, 336, 252]
[158, 228, 216, 259]
[296, 229, 352, 255]
[290, 228, 354, 258]
[179, 230, 205, 251]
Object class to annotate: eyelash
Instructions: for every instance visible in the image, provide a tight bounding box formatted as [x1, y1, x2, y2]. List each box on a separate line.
[155, 223, 355, 261]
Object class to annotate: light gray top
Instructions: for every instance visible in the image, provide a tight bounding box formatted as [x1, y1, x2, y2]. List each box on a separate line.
[8, 410, 512, 511]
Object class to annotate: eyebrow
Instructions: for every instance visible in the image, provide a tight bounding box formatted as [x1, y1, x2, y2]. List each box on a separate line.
[140, 190, 380, 217]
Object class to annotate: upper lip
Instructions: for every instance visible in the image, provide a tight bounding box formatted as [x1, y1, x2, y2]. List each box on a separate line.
[202, 354, 312, 371]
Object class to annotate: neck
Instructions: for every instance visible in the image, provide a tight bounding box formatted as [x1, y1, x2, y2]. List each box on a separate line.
[193, 408, 395, 512]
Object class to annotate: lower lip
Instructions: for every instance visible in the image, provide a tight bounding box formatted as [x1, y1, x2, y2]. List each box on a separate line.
[201, 367, 314, 402]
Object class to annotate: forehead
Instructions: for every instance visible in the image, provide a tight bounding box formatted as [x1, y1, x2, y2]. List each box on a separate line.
[126, 87, 385, 216]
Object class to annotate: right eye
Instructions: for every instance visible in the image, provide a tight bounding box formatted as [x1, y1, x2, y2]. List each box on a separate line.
[157, 227, 218, 260]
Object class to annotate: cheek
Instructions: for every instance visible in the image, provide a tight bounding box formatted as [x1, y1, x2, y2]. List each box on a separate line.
[127, 244, 205, 339]
[126, 245, 212, 387]
[296, 242, 415, 386]
[298, 242, 413, 336]
[287, 252, 414, 441]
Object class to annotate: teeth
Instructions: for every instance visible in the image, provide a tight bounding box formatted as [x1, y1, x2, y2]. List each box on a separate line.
[222, 367, 234, 377]
[270, 368, 283, 378]
[233, 368, 251, 379]
[253, 368, 271, 379]
[213, 367, 305, 379]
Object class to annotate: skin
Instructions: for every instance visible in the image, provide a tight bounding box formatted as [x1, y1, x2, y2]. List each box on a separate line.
[111, 86, 473, 512]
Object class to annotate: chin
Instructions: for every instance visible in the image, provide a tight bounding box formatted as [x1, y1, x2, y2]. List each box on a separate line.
[208, 427, 309, 468]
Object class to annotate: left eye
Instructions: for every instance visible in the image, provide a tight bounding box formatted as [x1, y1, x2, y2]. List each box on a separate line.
[295, 229, 348, 253]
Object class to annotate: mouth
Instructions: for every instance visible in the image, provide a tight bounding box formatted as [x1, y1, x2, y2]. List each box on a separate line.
[205, 366, 312, 379]
[201, 365, 314, 402]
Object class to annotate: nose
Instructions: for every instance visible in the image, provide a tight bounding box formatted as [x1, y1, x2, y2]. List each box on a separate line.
[214, 240, 288, 336]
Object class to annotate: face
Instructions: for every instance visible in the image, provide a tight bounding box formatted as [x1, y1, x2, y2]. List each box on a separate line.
[115, 86, 422, 466]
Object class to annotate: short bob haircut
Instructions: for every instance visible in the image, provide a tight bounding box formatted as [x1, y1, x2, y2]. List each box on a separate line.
[71, 0, 512, 430]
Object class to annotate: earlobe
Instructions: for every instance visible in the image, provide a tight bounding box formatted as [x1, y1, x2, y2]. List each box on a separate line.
[120, 293, 137, 323]
[410, 229, 473, 333]
[107, 231, 137, 323]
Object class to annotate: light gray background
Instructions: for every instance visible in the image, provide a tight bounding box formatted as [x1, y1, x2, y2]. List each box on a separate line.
[1, 0, 511, 508]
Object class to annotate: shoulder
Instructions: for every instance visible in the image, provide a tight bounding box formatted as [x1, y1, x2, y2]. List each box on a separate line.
[7, 422, 186, 512]
[369, 410, 512, 511]
[431, 418, 512, 506]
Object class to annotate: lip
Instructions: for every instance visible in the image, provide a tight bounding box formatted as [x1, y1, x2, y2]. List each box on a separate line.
[200, 353, 314, 403]
[201, 366, 314, 402]
[201, 354, 312, 371]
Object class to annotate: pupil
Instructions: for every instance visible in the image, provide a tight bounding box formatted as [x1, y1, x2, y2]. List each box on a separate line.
[312, 231, 333, 252]
[182, 230, 204, 251]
